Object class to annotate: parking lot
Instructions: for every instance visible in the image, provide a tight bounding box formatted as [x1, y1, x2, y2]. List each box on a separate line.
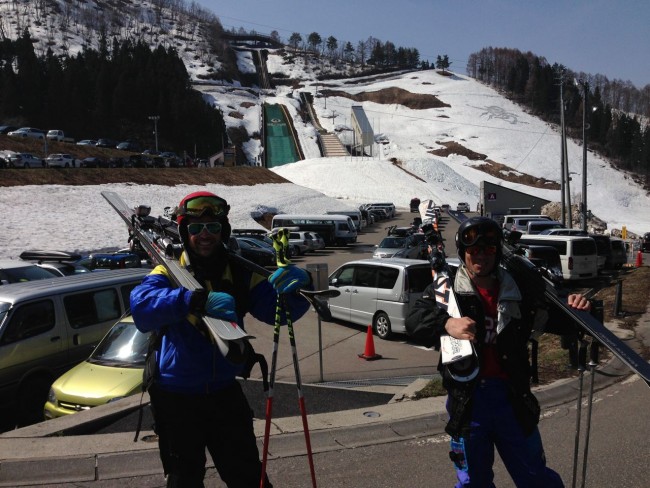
[240, 206, 461, 386]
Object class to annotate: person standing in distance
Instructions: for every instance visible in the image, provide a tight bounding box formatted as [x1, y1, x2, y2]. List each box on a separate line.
[130, 191, 312, 488]
[406, 216, 591, 487]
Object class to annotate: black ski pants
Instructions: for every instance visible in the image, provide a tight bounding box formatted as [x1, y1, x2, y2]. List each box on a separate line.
[149, 382, 272, 488]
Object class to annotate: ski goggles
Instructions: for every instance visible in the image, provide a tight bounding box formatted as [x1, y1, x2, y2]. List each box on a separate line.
[187, 221, 223, 236]
[180, 196, 229, 218]
[459, 224, 500, 247]
[465, 245, 498, 256]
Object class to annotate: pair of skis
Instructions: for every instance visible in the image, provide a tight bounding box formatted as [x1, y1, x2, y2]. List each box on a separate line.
[500, 239, 650, 388]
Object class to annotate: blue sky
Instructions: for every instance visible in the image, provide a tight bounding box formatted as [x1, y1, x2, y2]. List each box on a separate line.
[197, 0, 649, 88]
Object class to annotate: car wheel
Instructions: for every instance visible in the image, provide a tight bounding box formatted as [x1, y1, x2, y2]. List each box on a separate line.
[373, 312, 392, 340]
[64, 163, 70, 168]
[292, 245, 302, 256]
[23, 162, 29, 169]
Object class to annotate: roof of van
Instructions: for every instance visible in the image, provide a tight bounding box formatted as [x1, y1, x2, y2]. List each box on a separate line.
[345, 257, 431, 267]
[0, 268, 148, 302]
[273, 214, 353, 220]
[519, 234, 595, 241]
[504, 214, 550, 219]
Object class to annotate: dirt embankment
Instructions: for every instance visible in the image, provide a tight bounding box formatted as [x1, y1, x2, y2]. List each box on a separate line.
[0, 167, 290, 187]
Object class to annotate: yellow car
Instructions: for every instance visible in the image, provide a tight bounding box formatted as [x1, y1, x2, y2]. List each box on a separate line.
[44, 315, 150, 419]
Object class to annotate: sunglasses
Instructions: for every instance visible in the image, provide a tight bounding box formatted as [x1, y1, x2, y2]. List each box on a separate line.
[181, 196, 229, 218]
[460, 224, 500, 247]
[465, 245, 498, 256]
[187, 221, 223, 236]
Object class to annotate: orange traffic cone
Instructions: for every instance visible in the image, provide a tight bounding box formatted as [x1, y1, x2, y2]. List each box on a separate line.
[636, 250, 643, 267]
[358, 325, 382, 360]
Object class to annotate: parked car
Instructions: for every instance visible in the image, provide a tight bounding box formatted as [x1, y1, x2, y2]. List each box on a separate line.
[327, 258, 433, 339]
[517, 235, 598, 281]
[235, 237, 276, 267]
[116, 141, 141, 152]
[307, 231, 326, 251]
[77, 253, 143, 271]
[0, 125, 18, 134]
[19, 250, 91, 277]
[7, 127, 45, 139]
[44, 315, 149, 419]
[526, 220, 564, 235]
[46, 130, 72, 142]
[608, 238, 628, 269]
[642, 233, 650, 253]
[288, 231, 314, 256]
[80, 156, 111, 168]
[45, 153, 76, 168]
[0, 259, 57, 284]
[373, 236, 409, 259]
[76, 139, 97, 146]
[160, 151, 182, 167]
[409, 197, 421, 213]
[0, 269, 148, 424]
[7, 152, 44, 168]
[392, 233, 429, 260]
[96, 138, 117, 148]
[540, 228, 589, 236]
[589, 234, 611, 272]
[456, 202, 470, 212]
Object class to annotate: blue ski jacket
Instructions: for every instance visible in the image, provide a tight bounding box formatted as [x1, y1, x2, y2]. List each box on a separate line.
[130, 258, 310, 394]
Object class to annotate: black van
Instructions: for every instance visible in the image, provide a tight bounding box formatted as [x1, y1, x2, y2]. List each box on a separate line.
[642, 233, 650, 253]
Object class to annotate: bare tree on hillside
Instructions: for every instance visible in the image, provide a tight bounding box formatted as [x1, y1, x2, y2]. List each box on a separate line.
[356, 40, 367, 67]
[288, 32, 302, 51]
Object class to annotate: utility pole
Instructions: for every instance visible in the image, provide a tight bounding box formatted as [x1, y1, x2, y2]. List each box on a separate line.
[576, 79, 589, 232]
[558, 69, 566, 227]
[148, 115, 160, 152]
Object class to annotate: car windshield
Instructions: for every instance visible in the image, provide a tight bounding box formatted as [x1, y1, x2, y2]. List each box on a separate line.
[0, 265, 55, 283]
[379, 237, 406, 248]
[88, 320, 151, 367]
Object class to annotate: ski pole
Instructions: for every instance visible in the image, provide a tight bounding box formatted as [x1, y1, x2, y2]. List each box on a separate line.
[282, 294, 318, 488]
[571, 336, 588, 488]
[579, 339, 600, 488]
[259, 300, 282, 488]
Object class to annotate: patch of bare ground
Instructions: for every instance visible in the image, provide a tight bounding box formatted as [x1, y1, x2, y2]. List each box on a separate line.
[0, 167, 290, 187]
[429, 140, 560, 190]
[321, 86, 450, 110]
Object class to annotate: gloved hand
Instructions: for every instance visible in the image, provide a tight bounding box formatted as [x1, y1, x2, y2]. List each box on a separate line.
[268, 265, 311, 294]
[205, 291, 238, 322]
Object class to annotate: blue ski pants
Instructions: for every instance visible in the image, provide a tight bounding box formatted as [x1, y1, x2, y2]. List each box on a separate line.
[449, 378, 564, 488]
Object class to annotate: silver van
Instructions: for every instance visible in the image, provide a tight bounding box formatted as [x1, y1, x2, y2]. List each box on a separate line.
[509, 215, 553, 234]
[502, 214, 550, 232]
[327, 258, 433, 340]
[526, 220, 564, 235]
[0, 268, 148, 425]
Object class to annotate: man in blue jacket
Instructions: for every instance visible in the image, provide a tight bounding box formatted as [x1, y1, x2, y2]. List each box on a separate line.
[131, 191, 311, 488]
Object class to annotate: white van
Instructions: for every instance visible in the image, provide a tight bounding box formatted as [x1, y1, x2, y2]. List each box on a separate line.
[272, 214, 357, 246]
[327, 210, 363, 231]
[327, 258, 433, 339]
[503, 214, 550, 232]
[518, 235, 598, 281]
[0, 268, 148, 425]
